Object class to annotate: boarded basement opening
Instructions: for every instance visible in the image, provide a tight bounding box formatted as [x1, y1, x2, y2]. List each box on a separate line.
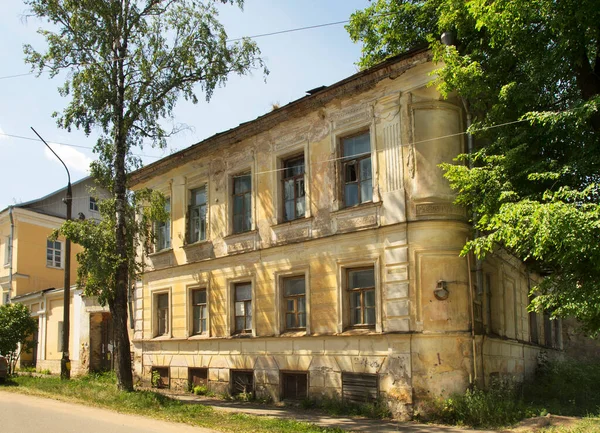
[188, 368, 208, 387]
[152, 366, 170, 389]
[342, 372, 378, 403]
[281, 372, 308, 400]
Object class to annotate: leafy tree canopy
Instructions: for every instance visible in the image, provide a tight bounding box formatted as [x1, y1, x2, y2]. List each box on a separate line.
[24, 0, 266, 390]
[0, 303, 38, 375]
[348, 0, 600, 334]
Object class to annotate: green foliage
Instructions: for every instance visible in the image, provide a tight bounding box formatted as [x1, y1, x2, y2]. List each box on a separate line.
[424, 379, 531, 428]
[524, 359, 600, 416]
[7, 374, 344, 433]
[424, 360, 600, 428]
[192, 384, 211, 396]
[348, 0, 600, 334]
[0, 303, 38, 375]
[150, 369, 162, 388]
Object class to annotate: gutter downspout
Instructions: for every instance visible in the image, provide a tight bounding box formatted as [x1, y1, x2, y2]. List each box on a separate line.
[8, 205, 14, 303]
[461, 98, 481, 385]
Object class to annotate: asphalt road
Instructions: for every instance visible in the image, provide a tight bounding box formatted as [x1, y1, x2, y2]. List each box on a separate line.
[0, 391, 217, 433]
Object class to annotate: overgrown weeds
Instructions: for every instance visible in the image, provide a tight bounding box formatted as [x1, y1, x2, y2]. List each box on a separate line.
[301, 396, 392, 419]
[422, 359, 600, 429]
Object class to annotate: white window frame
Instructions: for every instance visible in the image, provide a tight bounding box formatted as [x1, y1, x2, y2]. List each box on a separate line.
[226, 275, 256, 337]
[187, 283, 210, 337]
[275, 267, 310, 335]
[337, 256, 382, 333]
[46, 239, 64, 269]
[151, 289, 172, 338]
[187, 183, 209, 244]
[155, 197, 171, 252]
[271, 141, 311, 224]
[331, 122, 379, 212]
[89, 196, 99, 212]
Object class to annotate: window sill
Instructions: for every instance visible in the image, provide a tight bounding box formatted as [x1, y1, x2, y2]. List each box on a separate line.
[188, 333, 210, 340]
[151, 335, 172, 341]
[332, 200, 381, 217]
[341, 327, 378, 336]
[223, 230, 257, 241]
[181, 240, 214, 263]
[182, 239, 210, 249]
[280, 330, 307, 337]
[149, 247, 173, 257]
[46, 265, 64, 270]
[230, 332, 253, 338]
[271, 216, 313, 229]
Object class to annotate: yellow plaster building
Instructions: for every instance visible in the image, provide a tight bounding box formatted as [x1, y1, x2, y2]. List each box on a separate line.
[129, 49, 562, 416]
[0, 178, 113, 374]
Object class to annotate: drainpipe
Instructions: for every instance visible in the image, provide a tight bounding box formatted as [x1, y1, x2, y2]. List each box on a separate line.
[8, 205, 14, 303]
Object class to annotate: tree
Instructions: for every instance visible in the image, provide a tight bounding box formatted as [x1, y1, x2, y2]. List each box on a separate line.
[347, 1, 600, 335]
[0, 303, 38, 375]
[24, 0, 266, 390]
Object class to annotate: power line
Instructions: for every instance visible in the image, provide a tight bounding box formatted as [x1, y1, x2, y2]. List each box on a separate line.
[0, 131, 163, 159]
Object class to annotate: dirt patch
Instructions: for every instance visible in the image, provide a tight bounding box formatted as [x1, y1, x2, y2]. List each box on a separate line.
[501, 414, 579, 432]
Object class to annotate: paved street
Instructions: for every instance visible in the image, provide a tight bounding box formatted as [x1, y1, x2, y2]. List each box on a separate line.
[0, 391, 217, 433]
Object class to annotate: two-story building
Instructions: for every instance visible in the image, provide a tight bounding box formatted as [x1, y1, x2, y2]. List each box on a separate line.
[0, 177, 113, 374]
[129, 48, 561, 416]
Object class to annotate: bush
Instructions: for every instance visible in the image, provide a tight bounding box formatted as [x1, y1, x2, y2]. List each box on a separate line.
[423, 378, 531, 428]
[193, 385, 209, 396]
[524, 359, 600, 416]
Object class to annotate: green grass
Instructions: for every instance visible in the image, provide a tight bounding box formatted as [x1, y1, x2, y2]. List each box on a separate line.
[301, 396, 392, 419]
[537, 418, 600, 433]
[2, 373, 344, 433]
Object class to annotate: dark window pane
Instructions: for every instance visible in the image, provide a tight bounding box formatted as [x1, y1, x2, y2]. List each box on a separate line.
[364, 289, 375, 307]
[235, 317, 245, 331]
[284, 277, 305, 296]
[365, 307, 375, 325]
[360, 157, 372, 181]
[348, 269, 375, 289]
[298, 313, 306, 328]
[284, 200, 295, 221]
[345, 162, 358, 182]
[297, 297, 305, 312]
[158, 294, 168, 308]
[361, 179, 373, 203]
[235, 284, 252, 301]
[286, 313, 294, 329]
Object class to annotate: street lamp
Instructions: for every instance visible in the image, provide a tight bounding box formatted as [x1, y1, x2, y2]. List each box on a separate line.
[31, 127, 72, 380]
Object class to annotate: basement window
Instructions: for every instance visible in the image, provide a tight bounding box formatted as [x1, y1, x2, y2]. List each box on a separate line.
[231, 370, 254, 396]
[281, 372, 308, 400]
[342, 372, 378, 403]
[151, 366, 169, 389]
[188, 368, 208, 388]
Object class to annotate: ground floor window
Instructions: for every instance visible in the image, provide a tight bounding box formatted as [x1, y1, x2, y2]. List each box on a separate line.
[151, 366, 169, 389]
[231, 370, 254, 396]
[281, 372, 308, 400]
[342, 372, 378, 403]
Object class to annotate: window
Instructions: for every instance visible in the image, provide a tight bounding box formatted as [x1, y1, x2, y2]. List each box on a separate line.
[189, 186, 207, 243]
[156, 293, 169, 336]
[156, 198, 171, 251]
[191, 289, 207, 335]
[89, 196, 99, 212]
[231, 370, 254, 396]
[232, 173, 251, 234]
[46, 240, 62, 268]
[341, 132, 372, 207]
[283, 276, 306, 330]
[282, 372, 308, 400]
[282, 156, 305, 221]
[4, 236, 9, 265]
[347, 267, 375, 327]
[234, 282, 252, 333]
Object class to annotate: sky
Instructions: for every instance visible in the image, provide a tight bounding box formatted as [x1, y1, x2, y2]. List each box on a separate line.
[0, 0, 371, 209]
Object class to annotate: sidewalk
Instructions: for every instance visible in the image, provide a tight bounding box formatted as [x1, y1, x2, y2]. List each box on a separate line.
[166, 392, 492, 433]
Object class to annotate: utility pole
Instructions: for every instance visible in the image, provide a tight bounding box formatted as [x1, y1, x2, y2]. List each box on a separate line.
[31, 127, 72, 380]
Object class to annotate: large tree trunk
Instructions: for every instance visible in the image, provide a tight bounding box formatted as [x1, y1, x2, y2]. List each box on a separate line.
[111, 5, 134, 391]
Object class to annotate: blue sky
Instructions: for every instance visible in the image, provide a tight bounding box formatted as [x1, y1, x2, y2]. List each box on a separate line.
[0, 0, 371, 208]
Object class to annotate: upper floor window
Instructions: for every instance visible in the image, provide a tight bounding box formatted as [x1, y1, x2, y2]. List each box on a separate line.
[189, 186, 207, 243]
[191, 288, 208, 335]
[156, 293, 169, 336]
[46, 240, 62, 268]
[283, 275, 306, 330]
[282, 156, 305, 221]
[232, 174, 251, 234]
[341, 132, 372, 207]
[234, 282, 252, 333]
[156, 198, 171, 251]
[89, 196, 99, 212]
[347, 267, 375, 327]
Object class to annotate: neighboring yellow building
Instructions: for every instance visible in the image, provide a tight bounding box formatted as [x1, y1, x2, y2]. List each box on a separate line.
[0, 178, 113, 374]
[129, 49, 563, 416]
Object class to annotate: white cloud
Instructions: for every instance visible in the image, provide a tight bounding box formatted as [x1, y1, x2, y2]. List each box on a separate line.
[44, 143, 93, 174]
